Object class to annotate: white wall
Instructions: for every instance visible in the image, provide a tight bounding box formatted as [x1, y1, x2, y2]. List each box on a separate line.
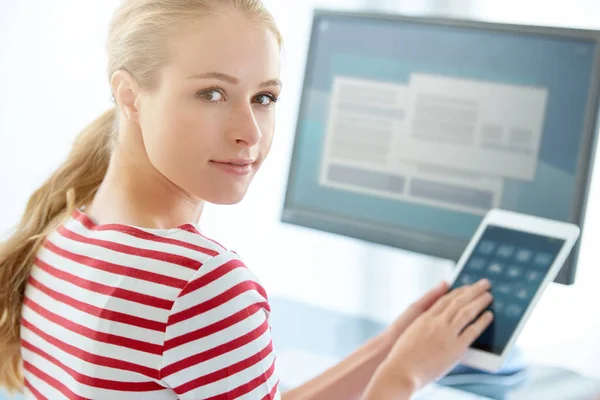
[0, 0, 119, 238]
[1, 0, 599, 380]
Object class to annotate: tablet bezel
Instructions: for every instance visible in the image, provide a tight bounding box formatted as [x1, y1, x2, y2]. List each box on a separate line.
[449, 208, 580, 372]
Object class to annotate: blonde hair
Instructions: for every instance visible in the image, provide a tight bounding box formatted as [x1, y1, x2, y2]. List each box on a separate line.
[0, 0, 281, 391]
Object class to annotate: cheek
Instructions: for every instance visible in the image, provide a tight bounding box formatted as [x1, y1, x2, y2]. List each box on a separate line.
[147, 105, 192, 155]
[141, 96, 213, 180]
[258, 113, 276, 155]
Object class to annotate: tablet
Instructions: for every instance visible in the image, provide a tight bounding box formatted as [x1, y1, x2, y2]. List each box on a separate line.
[449, 208, 580, 373]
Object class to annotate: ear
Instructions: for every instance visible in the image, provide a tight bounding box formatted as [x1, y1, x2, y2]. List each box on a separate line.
[110, 70, 140, 123]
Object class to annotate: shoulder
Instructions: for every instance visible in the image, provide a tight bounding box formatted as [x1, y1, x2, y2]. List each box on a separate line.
[58, 208, 232, 273]
[167, 248, 270, 326]
[42, 209, 259, 308]
[55, 208, 271, 319]
[159, 244, 276, 398]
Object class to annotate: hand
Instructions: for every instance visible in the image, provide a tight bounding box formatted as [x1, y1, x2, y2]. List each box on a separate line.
[365, 279, 494, 397]
[384, 280, 452, 344]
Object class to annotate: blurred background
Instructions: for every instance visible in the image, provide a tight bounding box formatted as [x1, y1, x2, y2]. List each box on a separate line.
[1, 0, 599, 397]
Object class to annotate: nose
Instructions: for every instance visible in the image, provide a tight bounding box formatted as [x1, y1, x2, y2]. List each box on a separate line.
[228, 103, 262, 147]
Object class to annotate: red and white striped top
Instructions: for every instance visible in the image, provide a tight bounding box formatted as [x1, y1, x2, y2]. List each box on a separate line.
[20, 209, 280, 399]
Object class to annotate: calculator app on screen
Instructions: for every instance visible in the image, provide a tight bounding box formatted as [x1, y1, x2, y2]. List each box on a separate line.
[451, 225, 565, 355]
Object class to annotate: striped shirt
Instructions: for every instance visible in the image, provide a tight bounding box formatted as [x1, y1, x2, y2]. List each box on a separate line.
[20, 209, 280, 399]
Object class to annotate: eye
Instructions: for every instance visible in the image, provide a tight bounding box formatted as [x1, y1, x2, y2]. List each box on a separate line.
[196, 88, 224, 102]
[254, 92, 278, 106]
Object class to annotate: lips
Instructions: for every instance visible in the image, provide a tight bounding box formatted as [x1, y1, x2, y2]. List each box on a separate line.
[209, 159, 255, 176]
[211, 159, 255, 166]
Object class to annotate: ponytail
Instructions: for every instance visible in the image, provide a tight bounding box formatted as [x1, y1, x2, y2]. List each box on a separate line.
[0, 107, 115, 391]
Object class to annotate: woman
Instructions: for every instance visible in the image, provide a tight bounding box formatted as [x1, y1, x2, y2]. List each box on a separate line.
[0, 0, 494, 398]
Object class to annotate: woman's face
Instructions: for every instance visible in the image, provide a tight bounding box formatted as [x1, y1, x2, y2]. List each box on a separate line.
[137, 10, 281, 205]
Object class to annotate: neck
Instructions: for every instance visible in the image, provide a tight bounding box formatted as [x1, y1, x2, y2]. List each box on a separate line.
[86, 128, 204, 229]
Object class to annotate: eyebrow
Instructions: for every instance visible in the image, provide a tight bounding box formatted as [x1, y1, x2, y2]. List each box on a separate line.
[188, 72, 282, 88]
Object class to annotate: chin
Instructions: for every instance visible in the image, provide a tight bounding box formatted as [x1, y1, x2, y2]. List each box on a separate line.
[202, 189, 247, 205]
[215, 197, 245, 205]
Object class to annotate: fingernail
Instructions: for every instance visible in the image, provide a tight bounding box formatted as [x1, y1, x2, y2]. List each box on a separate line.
[480, 279, 490, 286]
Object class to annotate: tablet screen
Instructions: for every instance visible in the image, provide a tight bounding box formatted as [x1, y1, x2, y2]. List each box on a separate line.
[451, 225, 565, 355]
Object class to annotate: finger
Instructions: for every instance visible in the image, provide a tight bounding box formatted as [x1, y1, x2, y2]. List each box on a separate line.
[429, 279, 487, 316]
[452, 291, 494, 333]
[391, 282, 450, 336]
[412, 281, 449, 313]
[428, 284, 469, 316]
[442, 279, 491, 321]
[460, 311, 494, 345]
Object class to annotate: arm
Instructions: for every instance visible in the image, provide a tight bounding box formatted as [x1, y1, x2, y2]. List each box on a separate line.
[280, 281, 456, 400]
[361, 366, 416, 400]
[161, 253, 279, 399]
[281, 280, 494, 400]
[281, 330, 395, 400]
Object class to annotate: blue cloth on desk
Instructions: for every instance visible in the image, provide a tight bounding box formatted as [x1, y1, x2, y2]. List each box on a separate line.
[447, 347, 527, 377]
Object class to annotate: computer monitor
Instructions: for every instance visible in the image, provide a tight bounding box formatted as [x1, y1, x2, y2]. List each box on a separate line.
[281, 10, 600, 285]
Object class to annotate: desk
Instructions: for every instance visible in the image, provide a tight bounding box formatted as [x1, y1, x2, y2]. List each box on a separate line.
[270, 297, 600, 399]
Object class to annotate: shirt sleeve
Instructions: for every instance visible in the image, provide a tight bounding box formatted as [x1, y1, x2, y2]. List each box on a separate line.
[160, 251, 280, 399]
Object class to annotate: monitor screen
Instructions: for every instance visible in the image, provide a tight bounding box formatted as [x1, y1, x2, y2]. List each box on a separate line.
[282, 11, 600, 284]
